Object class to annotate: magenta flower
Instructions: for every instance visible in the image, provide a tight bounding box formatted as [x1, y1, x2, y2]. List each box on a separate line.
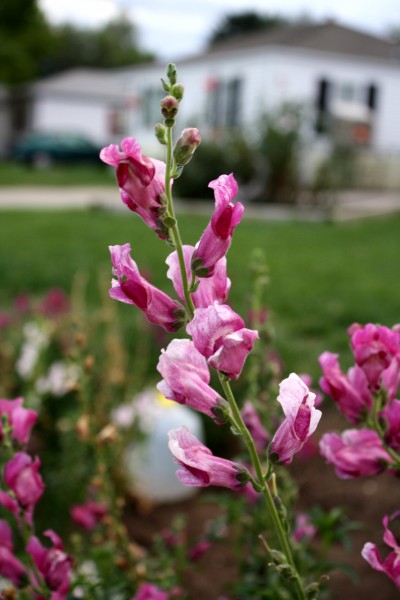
[0, 520, 26, 586]
[40, 288, 70, 318]
[241, 401, 269, 452]
[319, 352, 372, 423]
[349, 323, 400, 390]
[319, 429, 392, 478]
[109, 244, 185, 332]
[0, 397, 37, 445]
[27, 530, 73, 600]
[362, 515, 400, 589]
[293, 513, 317, 543]
[100, 137, 169, 239]
[4, 452, 44, 519]
[187, 539, 212, 561]
[132, 583, 168, 600]
[166, 245, 230, 308]
[168, 426, 249, 489]
[191, 174, 244, 277]
[70, 501, 108, 531]
[269, 373, 322, 465]
[382, 400, 400, 451]
[186, 302, 258, 379]
[157, 339, 223, 420]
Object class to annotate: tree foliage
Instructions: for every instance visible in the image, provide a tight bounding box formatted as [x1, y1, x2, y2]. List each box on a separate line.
[209, 11, 289, 45]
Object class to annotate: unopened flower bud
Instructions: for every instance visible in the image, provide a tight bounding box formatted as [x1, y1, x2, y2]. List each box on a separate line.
[166, 63, 177, 85]
[161, 95, 179, 120]
[171, 83, 184, 101]
[173, 128, 201, 166]
[155, 122, 167, 145]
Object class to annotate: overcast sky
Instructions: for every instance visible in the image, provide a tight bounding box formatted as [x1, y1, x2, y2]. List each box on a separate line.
[39, 0, 399, 60]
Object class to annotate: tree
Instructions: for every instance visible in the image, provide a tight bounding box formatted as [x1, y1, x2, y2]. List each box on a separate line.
[209, 11, 289, 45]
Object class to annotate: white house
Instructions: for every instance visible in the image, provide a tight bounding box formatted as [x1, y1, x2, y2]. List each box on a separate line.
[117, 21, 400, 167]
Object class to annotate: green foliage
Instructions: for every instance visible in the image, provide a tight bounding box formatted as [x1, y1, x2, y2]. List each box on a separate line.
[209, 11, 289, 45]
[0, 162, 115, 186]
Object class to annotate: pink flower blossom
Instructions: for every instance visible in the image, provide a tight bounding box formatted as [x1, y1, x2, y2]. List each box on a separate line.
[299, 374, 323, 407]
[293, 513, 316, 543]
[157, 339, 223, 420]
[109, 244, 185, 332]
[186, 302, 258, 380]
[4, 452, 44, 517]
[168, 426, 249, 489]
[319, 352, 372, 423]
[39, 288, 70, 318]
[27, 530, 73, 600]
[191, 174, 244, 277]
[166, 245, 230, 308]
[0, 397, 37, 445]
[70, 501, 108, 531]
[187, 539, 212, 561]
[348, 323, 400, 391]
[0, 520, 26, 586]
[382, 400, 400, 451]
[269, 374, 322, 465]
[100, 137, 169, 239]
[319, 429, 392, 478]
[241, 401, 269, 452]
[362, 515, 400, 589]
[132, 583, 168, 600]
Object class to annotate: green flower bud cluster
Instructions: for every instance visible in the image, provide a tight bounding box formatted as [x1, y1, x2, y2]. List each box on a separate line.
[158, 63, 185, 128]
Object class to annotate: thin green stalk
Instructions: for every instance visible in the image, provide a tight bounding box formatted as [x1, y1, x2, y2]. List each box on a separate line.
[218, 373, 306, 600]
[164, 125, 195, 317]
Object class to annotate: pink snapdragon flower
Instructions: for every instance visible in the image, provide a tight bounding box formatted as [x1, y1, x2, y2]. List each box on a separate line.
[269, 373, 322, 465]
[241, 402, 269, 452]
[157, 339, 223, 421]
[3, 452, 44, 522]
[132, 583, 168, 600]
[186, 302, 258, 380]
[0, 520, 26, 586]
[109, 244, 185, 332]
[166, 245, 230, 308]
[319, 429, 392, 478]
[349, 323, 400, 391]
[293, 513, 317, 543]
[191, 174, 244, 277]
[70, 501, 108, 531]
[362, 515, 400, 589]
[319, 352, 372, 423]
[382, 400, 400, 451]
[0, 397, 37, 445]
[168, 426, 249, 489]
[27, 530, 73, 600]
[100, 137, 169, 239]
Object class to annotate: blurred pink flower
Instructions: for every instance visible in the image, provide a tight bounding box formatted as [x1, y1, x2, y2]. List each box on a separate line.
[241, 401, 269, 452]
[382, 399, 400, 451]
[109, 244, 185, 332]
[186, 302, 258, 380]
[40, 288, 70, 318]
[132, 582, 168, 600]
[191, 174, 244, 277]
[27, 530, 73, 600]
[293, 513, 316, 543]
[319, 429, 392, 478]
[168, 426, 249, 490]
[269, 373, 322, 465]
[166, 245, 230, 308]
[157, 339, 222, 421]
[4, 452, 44, 517]
[0, 397, 37, 445]
[362, 514, 400, 589]
[0, 520, 26, 586]
[100, 137, 169, 239]
[70, 501, 108, 531]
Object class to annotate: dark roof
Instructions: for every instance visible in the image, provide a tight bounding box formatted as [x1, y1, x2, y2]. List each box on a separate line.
[188, 21, 397, 63]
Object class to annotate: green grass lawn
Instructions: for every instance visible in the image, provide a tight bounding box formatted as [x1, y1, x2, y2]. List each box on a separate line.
[0, 161, 115, 186]
[1, 208, 399, 378]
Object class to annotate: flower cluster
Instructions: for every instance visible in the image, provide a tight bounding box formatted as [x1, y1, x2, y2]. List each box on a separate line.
[0, 396, 73, 598]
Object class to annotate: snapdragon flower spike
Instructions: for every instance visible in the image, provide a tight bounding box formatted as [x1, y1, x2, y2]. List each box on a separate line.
[27, 530, 73, 600]
[5, 451, 44, 507]
[168, 426, 249, 489]
[319, 429, 392, 478]
[100, 137, 169, 240]
[319, 352, 372, 423]
[109, 244, 186, 332]
[166, 245, 230, 308]
[191, 174, 244, 277]
[157, 339, 223, 421]
[269, 373, 322, 465]
[186, 302, 258, 380]
[349, 323, 400, 391]
[362, 515, 400, 589]
[0, 397, 37, 445]
[0, 520, 26, 587]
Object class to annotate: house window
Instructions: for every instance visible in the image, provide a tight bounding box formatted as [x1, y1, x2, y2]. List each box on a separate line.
[206, 77, 243, 131]
[315, 78, 331, 134]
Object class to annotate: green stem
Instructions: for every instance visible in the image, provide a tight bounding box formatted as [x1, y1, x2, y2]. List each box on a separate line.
[218, 373, 306, 600]
[164, 125, 195, 318]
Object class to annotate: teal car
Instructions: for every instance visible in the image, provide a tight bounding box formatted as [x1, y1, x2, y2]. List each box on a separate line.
[10, 132, 102, 168]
